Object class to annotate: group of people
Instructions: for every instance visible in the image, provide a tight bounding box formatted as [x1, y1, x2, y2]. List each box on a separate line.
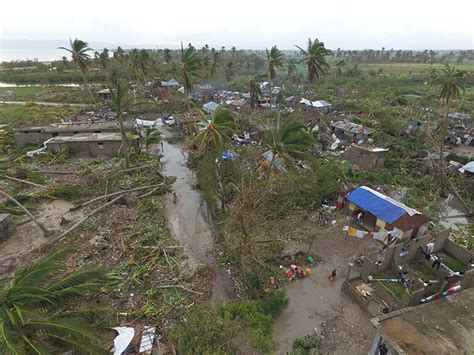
[285, 264, 312, 280]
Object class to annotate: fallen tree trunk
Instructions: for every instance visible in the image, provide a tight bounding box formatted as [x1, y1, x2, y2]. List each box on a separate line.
[4, 175, 46, 188]
[56, 194, 125, 243]
[0, 189, 51, 236]
[70, 183, 165, 211]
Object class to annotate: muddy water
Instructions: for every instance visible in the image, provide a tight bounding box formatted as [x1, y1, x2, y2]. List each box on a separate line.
[159, 129, 233, 299]
[273, 256, 347, 354]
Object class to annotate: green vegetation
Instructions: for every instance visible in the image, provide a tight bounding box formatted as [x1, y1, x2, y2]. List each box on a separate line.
[169, 291, 288, 353]
[0, 103, 82, 127]
[0, 248, 106, 353]
[292, 334, 321, 355]
[0, 85, 95, 104]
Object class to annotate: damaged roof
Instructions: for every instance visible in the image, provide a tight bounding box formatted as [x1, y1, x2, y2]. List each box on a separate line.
[331, 120, 374, 135]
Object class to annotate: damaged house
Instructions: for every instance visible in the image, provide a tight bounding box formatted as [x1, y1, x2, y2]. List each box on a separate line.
[331, 120, 374, 143]
[14, 122, 135, 147]
[339, 186, 431, 241]
[46, 132, 139, 158]
[343, 145, 389, 169]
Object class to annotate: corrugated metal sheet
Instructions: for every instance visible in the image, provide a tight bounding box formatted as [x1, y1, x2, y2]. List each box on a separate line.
[331, 120, 374, 135]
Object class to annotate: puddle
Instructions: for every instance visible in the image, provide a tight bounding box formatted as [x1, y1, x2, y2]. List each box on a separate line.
[159, 127, 233, 299]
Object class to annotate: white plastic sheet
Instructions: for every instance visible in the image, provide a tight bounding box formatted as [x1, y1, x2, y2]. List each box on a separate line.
[112, 327, 135, 355]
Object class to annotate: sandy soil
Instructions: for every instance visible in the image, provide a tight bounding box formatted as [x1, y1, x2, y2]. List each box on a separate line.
[274, 221, 380, 354]
[0, 200, 83, 275]
[159, 128, 234, 299]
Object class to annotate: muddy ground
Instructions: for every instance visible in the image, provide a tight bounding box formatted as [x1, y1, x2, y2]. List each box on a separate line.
[274, 219, 381, 354]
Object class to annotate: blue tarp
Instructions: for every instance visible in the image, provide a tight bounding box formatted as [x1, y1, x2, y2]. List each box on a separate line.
[346, 187, 406, 224]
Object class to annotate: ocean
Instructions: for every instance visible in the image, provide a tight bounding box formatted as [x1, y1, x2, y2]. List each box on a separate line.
[0, 49, 67, 62]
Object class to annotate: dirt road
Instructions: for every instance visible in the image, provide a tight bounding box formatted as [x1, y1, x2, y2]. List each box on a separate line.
[158, 128, 233, 299]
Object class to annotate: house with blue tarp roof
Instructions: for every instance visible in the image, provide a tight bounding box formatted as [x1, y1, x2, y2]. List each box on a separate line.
[339, 186, 431, 241]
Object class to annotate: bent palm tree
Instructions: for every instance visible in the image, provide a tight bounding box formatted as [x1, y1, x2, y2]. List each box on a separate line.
[286, 58, 297, 81]
[0, 248, 106, 353]
[192, 107, 237, 152]
[180, 43, 200, 96]
[59, 38, 97, 104]
[109, 82, 132, 168]
[248, 75, 262, 109]
[438, 64, 465, 180]
[295, 38, 330, 88]
[265, 116, 314, 179]
[265, 46, 284, 108]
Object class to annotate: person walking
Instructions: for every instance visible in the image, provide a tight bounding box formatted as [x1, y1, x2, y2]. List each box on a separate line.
[328, 269, 337, 281]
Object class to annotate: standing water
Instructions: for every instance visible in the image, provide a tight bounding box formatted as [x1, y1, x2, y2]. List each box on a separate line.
[159, 127, 233, 299]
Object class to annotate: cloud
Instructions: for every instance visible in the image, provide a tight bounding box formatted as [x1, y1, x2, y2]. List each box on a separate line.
[1, 0, 473, 49]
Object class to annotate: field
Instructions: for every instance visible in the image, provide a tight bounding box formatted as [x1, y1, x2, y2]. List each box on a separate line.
[1, 85, 97, 104]
[0, 103, 84, 127]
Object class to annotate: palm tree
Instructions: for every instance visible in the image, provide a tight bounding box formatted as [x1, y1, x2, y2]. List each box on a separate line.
[0, 248, 106, 353]
[438, 64, 465, 179]
[109, 82, 133, 168]
[265, 46, 284, 108]
[286, 58, 297, 81]
[180, 43, 200, 96]
[59, 38, 97, 104]
[248, 75, 262, 109]
[335, 60, 346, 76]
[143, 127, 162, 153]
[192, 107, 237, 152]
[265, 116, 314, 179]
[295, 38, 331, 88]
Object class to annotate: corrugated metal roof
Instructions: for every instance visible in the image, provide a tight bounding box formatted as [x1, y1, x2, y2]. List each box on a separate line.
[331, 120, 374, 135]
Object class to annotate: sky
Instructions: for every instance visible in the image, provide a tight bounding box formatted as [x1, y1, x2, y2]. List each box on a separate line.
[1, 0, 473, 50]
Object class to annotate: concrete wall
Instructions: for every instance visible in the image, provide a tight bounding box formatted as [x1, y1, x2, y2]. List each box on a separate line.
[443, 240, 473, 265]
[342, 277, 370, 313]
[47, 139, 139, 157]
[342, 146, 387, 169]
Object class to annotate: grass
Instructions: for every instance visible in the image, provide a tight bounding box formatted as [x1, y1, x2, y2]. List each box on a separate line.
[1, 86, 95, 104]
[377, 279, 406, 300]
[0, 103, 83, 127]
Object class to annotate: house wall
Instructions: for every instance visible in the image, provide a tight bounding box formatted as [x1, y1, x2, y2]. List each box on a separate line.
[47, 139, 138, 157]
[14, 131, 50, 147]
[443, 240, 473, 265]
[343, 146, 385, 169]
[14, 126, 133, 147]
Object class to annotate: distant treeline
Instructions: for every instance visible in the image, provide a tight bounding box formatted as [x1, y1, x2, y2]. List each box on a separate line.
[332, 49, 474, 64]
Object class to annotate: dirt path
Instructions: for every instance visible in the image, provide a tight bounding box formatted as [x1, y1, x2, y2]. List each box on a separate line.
[273, 225, 379, 354]
[158, 128, 233, 299]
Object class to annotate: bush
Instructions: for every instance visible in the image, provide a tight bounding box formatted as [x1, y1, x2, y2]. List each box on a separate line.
[292, 334, 321, 355]
[261, 290, 289, 318]
[169, 300, 278, 354]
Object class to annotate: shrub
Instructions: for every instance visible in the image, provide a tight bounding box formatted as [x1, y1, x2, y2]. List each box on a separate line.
[292, 334, 321, 355]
